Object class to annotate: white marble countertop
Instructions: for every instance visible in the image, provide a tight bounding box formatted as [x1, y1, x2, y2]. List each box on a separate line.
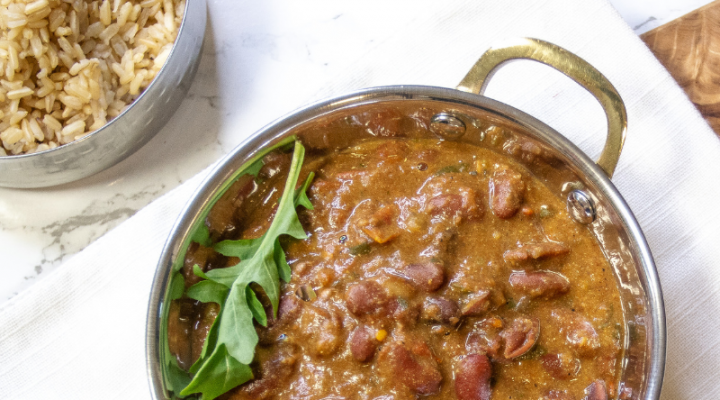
[0, 0, 712, 303]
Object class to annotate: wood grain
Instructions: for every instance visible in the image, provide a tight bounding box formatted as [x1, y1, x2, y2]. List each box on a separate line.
[642, 1, 720, 136]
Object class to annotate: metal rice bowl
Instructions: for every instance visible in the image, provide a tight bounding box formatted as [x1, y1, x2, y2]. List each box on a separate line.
[0, 0, 206, 188]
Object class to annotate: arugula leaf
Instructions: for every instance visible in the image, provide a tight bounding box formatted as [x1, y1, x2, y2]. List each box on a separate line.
[187, 279, 228, 305]
[178, 141, 314, 399]
[435, 163, 469, 175]
[294, 171, 315, 210]
[349, 242, 372, 256]
[191, 224, 212, 247]
[166, 361, 192, 396]
[243, 157, 264, 177]
[192, 264, 211, 281]
[206, 178, 313, 287]
[169, 272, 186, 301]
[273, 240, 292, 283]
[214, 239, 261, 261]
[207, 142, 309, 363]
[179, 344, 253, 399]
[210, 172, 315, 285]
[246, 286, 268, 327]
[159, 136, 297, 395]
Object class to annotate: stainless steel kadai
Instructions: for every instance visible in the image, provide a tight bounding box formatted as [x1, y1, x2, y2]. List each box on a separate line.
[146, 38, 665, 399]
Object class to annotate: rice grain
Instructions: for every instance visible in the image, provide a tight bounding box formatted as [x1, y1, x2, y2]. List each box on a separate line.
[0, 0, 183, 155]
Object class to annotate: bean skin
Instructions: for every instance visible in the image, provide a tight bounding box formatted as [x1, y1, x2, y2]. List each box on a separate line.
[551, 310, 601, 356]
[421, 297, 461, 325]
[503, 242, 570, 264]
[543, 390, 577, 400]
[182, 243, 216, 288]
[584, 380, 608, 400]
[509, 270, 570, 299]
[388, 298, 420, 326]
[403, 262, 445, 292]
[345, 281, 388, 316]
[501, 317, 540, 359]
[541, 353, 580, 379]
[427, 189, 483, 221]
[350, 326, 377, 362]
[232, 346, 298, 399]
[490, 167, 525, 219]
[378, 341, 442, 395]
[454, 354, 492, 400]
[461, 290, 492, 317]
[428, 194, 464, 217]
[278, 294, 302, 322]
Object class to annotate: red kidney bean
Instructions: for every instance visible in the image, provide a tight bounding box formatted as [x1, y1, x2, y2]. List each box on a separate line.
[584, 380, 608, 400]
[541, 353, 580, 379]
[509, 270, 570, 298]
[503, 242, 570, 264]
[350, 326, 377, 362]
[454, 354, 492, 400]
[544, 390, 577, 400]
[552, 310, 601, 356]
[378, 342, 442, 395]
[461, 290, 492, 317]
[388, 298, 420, 326]
[421, 297, 460, 325]
[501, 317, 540, 359]
[235, 346, 298, 399]
[277, 293, 302, 322]
[345, 281, 388, 316]
[490, 167, 525, 219]
[365, 110, 405, 138]
[427, 189, 483, 221]
[403, 262, 445, 292]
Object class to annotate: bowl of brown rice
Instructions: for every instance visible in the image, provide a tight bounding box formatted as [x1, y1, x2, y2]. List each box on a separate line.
[0, 0, 206, 188]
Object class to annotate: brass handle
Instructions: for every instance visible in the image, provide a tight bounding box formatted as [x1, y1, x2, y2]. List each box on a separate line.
[457, 38, 627, 178]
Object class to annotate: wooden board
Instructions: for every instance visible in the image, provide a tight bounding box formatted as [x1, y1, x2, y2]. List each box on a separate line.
[642, 1, 720, 136]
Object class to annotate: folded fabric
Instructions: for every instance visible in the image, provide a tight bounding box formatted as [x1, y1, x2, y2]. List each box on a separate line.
[2, 0, 720, 399]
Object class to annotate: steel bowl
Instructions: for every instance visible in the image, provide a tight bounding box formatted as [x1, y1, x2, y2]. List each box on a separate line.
[0, 0, 207, 188]
[146, 38, 665, 399]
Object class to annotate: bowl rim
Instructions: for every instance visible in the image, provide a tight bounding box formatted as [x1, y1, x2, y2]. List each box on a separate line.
[145, 84, 666, 400]
[0, 0, 197, 160]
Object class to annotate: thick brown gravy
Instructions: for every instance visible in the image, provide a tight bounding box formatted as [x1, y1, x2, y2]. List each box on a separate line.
[169, 137, 624, 400]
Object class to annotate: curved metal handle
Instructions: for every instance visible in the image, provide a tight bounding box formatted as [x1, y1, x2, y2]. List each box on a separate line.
[457, 38, 627, 178]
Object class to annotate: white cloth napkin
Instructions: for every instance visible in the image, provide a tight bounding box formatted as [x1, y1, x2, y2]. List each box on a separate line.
[2, 0, 720, 398]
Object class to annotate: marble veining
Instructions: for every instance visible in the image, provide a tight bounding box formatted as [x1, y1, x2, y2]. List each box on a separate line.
[0, 0, 708, 303]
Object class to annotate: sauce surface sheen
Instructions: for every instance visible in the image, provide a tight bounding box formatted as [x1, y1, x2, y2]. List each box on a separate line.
[169, 138, 624, 400]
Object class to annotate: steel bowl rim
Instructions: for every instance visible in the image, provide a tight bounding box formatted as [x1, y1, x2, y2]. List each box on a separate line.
[146, 84, 666, 400]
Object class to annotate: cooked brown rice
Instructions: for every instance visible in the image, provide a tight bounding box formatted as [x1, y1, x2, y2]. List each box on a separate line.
[0, 0, 184, 156]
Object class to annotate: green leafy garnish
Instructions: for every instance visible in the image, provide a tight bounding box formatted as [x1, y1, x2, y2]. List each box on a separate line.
[187, 277, 228, 305]
[295, 285, 317, 302]
[180, 344, 254, 400]
[349, 242, 372, 256]
[179, 142, 313, 399]
[159, 136, 298, 396]
[190, 224, 212, 247]
[435, 163, 468, 175]
[524, 344, 547, 359]
[538, 205, 553, 218]
[505, 298, 516, 309]
[160, 139, 314, 400]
